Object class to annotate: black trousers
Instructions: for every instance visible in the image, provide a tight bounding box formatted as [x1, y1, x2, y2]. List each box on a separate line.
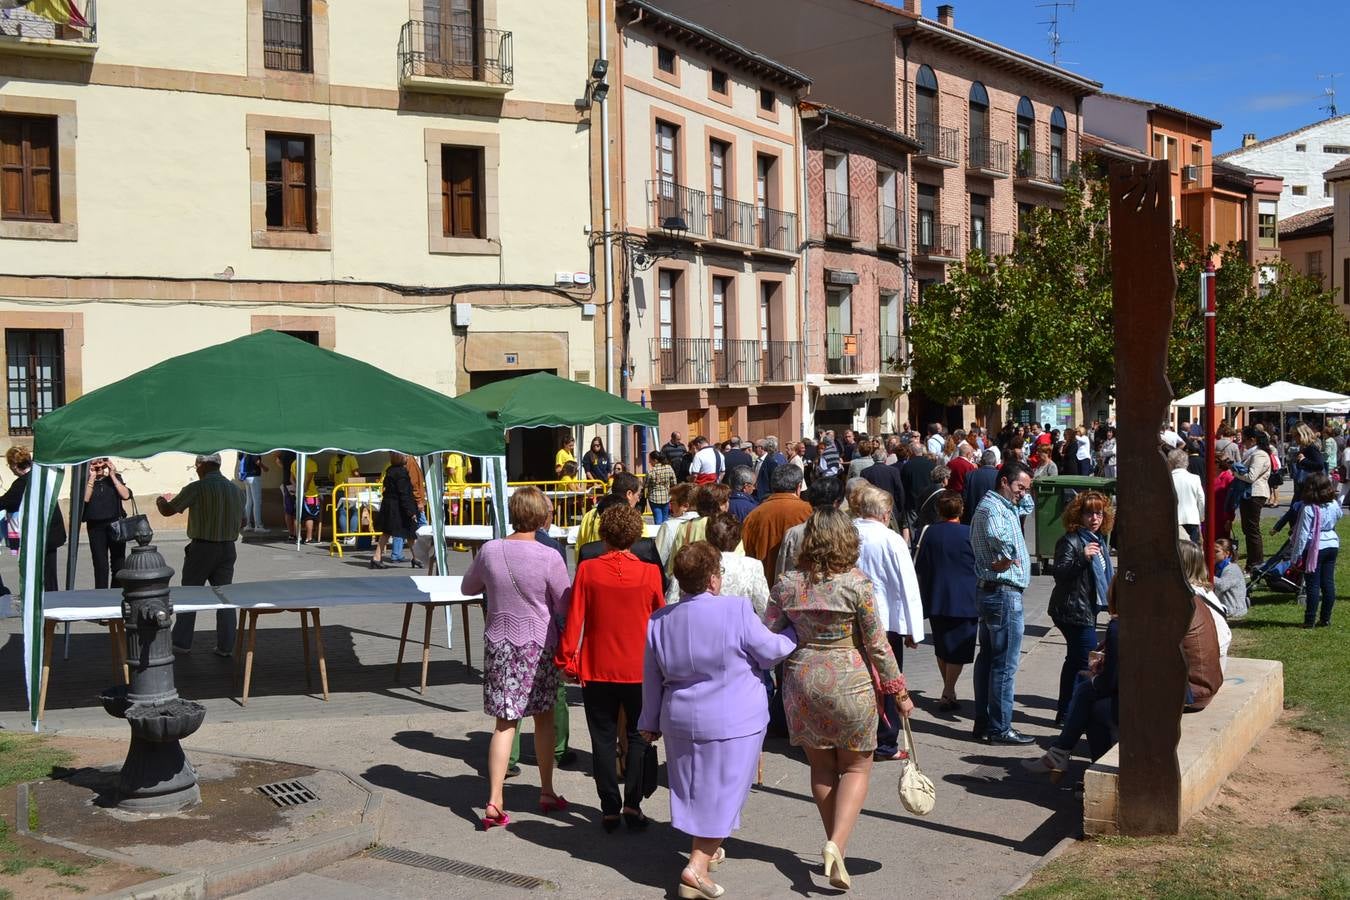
[875, 632, 906, 756]
[85, 519, 126, 590]
[171, 540, 238, 652]
[582, 681, 647, 816]
[1239, 497, 1265, 568]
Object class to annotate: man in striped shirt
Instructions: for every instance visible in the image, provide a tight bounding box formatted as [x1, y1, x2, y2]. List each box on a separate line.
[969, 460, 1036, 745]
[161, 453, 245, 656]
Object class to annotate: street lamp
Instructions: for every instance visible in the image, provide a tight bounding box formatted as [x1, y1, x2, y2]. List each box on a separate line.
[1202, 260, 1217, 571]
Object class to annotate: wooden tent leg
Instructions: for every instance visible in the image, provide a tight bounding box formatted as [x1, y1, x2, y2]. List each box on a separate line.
[312, 609, 329, 701]
[300, 610, 313, 690]
[38, 619, 56, 720]
[241, 612, 258, 706]
[419, 603, 434, 695]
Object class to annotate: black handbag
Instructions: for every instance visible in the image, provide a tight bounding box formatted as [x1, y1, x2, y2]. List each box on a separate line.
[641, 742, 660, 798]
[108, 496, 147, 544]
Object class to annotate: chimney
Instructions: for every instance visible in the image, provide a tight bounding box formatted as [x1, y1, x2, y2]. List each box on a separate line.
[903, 0, 922, 15]
[1242, 132, 1258, 147]
[937, 4, 954, 26]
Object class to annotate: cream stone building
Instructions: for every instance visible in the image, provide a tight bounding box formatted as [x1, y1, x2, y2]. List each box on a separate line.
[600, 0, 810, 446]
[0, 0, 597, 504]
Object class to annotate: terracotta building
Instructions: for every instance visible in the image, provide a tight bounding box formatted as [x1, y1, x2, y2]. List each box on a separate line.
[1330, 159, 1350, 311]
[1084, 93, 1283, 273]
[1278, 207, 1335, 300]
[645, 0, 1100, 431]
[598, 0, 810, 445]
[800, 103, 920, 434]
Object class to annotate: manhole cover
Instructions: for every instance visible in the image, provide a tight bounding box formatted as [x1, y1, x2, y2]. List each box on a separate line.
[257, 780, 319, 807]
[369, 846, 555, 890]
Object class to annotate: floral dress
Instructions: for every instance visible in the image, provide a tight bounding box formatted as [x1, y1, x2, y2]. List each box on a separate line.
[766, 569, 904, 751]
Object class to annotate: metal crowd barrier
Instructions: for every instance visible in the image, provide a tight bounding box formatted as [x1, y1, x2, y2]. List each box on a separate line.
[328, 481, 382, 558]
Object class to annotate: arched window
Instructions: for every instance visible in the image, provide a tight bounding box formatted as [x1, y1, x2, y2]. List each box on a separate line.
[968, 81, 990, 166]
[1050, 106, 1067, 182]
[1016, 97, 1035, 172]
[915, 65, 939, 151]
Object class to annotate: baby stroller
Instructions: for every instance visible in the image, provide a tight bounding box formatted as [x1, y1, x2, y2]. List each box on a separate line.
[1246, 537, 1300, 594]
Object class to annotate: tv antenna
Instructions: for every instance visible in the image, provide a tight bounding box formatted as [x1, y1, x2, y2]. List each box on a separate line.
[1317, 73, 1342, 117]
[1037, 0, 1076, 65]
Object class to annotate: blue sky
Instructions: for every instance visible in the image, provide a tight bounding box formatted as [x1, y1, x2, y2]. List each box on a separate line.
[918, 0, 1348, 150]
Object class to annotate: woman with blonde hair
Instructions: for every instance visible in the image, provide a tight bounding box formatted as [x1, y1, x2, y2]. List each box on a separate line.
[1291, 421, 1327, 500]
[462, 485, 572, 829]
[1047, 490, 1115, 724]
[766, 509, 910, 890]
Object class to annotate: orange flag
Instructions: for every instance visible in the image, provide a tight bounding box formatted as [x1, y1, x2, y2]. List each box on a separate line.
[10, 0, 89, 29]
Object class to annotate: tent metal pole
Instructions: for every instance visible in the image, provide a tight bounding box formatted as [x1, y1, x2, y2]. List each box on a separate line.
[65, 462, 86, 590]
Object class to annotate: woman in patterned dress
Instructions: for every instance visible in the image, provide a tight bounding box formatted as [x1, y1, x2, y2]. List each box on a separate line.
[766, 509, 912, 891]
[462, 486, 573, 830]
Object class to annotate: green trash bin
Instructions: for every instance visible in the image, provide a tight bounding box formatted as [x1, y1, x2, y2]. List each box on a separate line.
[1033, 475, 1117, 567]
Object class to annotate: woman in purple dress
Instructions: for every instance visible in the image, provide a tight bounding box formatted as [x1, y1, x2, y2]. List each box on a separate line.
[640, 542, 797, 899]
[462, 486, 572, 830]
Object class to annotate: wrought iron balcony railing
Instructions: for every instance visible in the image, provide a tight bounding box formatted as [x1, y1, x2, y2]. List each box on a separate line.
[399, 20, 513, 87]
[761, 340, 802, 382]
[651, 337, 801, 385]
[647, 180, 707, 237]
[1015, 148, 1065, 185]
[709, 195, 756, 244]
[969, 136, 1011, 175]
[825, 332, 858, 376]
[757, 206, 798, 252]
[824, 192, 857, 239]
[915, 122, 960, 164]
[878, 204, 902, 249]
[915, 220, 960, 259]
[971, 229, 1012, 258]
[879, 333, 905, 371]
[0, 0, 96, 46]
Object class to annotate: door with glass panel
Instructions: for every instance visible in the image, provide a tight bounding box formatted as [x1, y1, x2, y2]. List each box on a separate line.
[826, 288, 853, 375]
[424, 0, 481, 80]
[655, 121, 679, 225]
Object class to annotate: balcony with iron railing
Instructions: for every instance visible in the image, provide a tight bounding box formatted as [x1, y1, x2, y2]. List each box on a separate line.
[968, 136, 1011, 177]
[399, 19, 513, 94]
[0, 0, 96, 56]
[651, 337, 801, 386]
[879, 333, 906, 372]
[825, 332, 858, 376]
[970, 229, 1013, 259]
[915, 220, 960, 261]
[914, 122, 960, 167]
[757, 206, 798, 253]
[1015, 148, 1066, 190]
[824, 192, 857, 240]
[647, 180, 707, 238]
[709, 196, 756, 245]
[878, 204, 903, 250]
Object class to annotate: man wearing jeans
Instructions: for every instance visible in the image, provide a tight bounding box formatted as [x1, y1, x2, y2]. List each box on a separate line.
[969, 460, 1036, 745]
[161, 454, 244, 657]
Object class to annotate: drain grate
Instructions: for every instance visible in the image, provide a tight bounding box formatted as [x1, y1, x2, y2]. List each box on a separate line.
[257, 779, 319, 807]
[369, 845, 556, 891]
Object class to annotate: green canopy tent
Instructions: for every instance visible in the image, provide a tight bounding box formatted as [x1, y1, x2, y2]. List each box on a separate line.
[455, 370, 659, 486]
[20, 330, 505, 729]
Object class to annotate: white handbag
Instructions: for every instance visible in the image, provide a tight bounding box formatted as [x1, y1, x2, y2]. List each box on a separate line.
[897, 716, 936, 816]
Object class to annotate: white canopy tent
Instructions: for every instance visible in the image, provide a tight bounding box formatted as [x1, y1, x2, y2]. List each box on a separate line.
[1170, 378, 1275, 408]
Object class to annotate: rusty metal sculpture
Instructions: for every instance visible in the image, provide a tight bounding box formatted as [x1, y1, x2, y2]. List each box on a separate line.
[1108, 160, 1192, 835]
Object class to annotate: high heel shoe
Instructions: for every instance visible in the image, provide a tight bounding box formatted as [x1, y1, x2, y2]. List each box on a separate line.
[677, 867, 724, 899]
[822, 840, 851, 890]
[481, 802, 509, 830]
[708, 847, 726, 871]
[539, 792, 569, 813]
[622, 809, 650, 831]
[369, 559, 386, 570]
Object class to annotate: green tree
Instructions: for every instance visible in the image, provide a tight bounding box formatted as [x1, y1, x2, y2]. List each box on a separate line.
[910, 171, 1350, 404]
[909, 176, 1113, 404]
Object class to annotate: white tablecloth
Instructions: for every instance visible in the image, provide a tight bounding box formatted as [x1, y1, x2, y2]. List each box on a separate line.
[42, 576, 482, 623]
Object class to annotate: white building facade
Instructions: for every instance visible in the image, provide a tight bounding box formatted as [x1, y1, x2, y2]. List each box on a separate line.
[1217, 114, 1350, 217]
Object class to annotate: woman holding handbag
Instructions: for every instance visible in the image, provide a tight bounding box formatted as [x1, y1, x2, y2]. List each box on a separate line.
[1047, 490, 1114, 725]
[82, 458, 132, 589]
[765, 509, 911, 891]
[555, 504, 664, 832]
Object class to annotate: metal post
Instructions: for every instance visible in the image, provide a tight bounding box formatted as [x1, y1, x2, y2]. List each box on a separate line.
[1202, 262, 1217, 572]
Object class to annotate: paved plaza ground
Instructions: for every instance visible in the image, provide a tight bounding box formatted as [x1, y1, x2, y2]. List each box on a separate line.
[3, 531, 1089, 898]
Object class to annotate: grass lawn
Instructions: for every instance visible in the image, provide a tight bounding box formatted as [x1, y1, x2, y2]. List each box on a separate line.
[1018, 515, 1350, 899]
[0, 733, 90, 899]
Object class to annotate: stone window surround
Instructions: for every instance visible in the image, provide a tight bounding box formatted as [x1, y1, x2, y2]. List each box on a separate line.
[424, 128, 500, 255]
[246, 0, 330, 85]
[0, 96, 77, 242]
[0, 311, 84, 444]
[246, 114, 333, 251]
[653, 43, 681, 88]
[250, 314, 335, 349]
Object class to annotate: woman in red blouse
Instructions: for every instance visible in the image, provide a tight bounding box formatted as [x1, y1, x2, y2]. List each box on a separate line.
[556, 503, 666, 832]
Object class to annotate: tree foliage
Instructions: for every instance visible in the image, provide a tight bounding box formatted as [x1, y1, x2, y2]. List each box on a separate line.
[909, 172, 1350, 403]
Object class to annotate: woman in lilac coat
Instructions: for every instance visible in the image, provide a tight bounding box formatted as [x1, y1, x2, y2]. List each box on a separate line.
[640, 541, 797, 899]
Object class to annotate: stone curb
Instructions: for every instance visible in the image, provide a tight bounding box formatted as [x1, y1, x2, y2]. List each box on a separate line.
[1001, 834, 1078, 896]
[15, 748, 385, 900]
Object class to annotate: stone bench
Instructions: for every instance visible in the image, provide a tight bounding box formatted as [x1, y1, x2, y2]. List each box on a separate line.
[1083, 655, 1284, 835]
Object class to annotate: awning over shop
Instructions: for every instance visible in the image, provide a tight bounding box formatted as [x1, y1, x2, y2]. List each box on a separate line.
[807, 375, 881, 396]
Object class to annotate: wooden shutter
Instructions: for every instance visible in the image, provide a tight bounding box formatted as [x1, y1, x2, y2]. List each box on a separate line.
[0, 116, 57, 222]
[283, 137, 312, 231]
[442, 146, 481, 238]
